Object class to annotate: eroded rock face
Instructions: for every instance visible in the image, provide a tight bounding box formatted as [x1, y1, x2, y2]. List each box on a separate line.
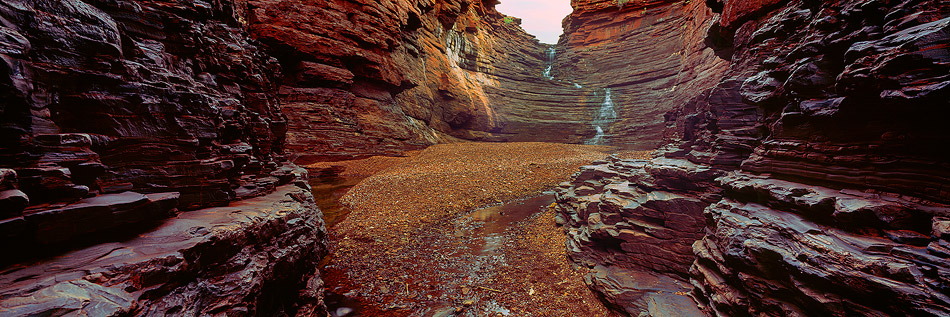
[556, 157, 714, 315]
[249, 0, 733, 162]
[0, 184, 328, 316]
[555, 0, 730, 148]
[560, 0, 950, 315]
[0, 0, 328, 314]
[0, 0, 309, 260]
[247, 0, 565, 163]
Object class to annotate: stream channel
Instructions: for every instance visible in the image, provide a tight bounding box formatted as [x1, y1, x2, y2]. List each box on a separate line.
[309, 175, 556, 316]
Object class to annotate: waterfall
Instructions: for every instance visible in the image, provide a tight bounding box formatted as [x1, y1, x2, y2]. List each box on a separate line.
[542, 46, 555, 80]
[585, 88, 617, 145]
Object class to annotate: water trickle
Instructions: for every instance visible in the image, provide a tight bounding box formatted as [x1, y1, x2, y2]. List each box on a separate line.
[542, 46, 555, 80]
[585, 88, 617, 145]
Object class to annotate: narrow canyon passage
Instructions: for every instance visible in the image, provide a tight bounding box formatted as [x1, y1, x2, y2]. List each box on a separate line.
[0, 0, 948, 316]
[307, 143, 643, 316]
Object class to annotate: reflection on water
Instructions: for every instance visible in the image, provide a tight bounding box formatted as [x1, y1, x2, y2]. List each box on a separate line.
[311, 174, 392, 317]
[469, 193, 555, 235]
[309, 176, 364, 228]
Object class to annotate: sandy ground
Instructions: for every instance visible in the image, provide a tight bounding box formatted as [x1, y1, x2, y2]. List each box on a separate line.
[317, 142, 645, 316]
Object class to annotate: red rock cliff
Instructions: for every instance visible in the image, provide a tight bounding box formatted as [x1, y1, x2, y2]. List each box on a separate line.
[0, 0, 307, 244]
[554, 0, 730, 149]
[247, 0, 569, 163]
[246, 0, 731, 162]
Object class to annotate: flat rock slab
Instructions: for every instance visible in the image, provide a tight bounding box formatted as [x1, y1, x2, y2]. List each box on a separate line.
[586, 265, 703, 317]
[22, 191, 179, 245]
[0, 184, 324, 316]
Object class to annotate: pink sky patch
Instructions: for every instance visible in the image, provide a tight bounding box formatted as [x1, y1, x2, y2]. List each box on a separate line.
[496, 0, 574, 44]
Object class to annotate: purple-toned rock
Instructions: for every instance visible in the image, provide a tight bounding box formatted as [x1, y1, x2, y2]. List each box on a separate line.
[0, 169, 15, 190]
[22, 191, 178, 245]
[560, 0, 950, 315]
[556, 156, 714, 313]
[0, 185, 326, 316]
[0, 189, 28, 218]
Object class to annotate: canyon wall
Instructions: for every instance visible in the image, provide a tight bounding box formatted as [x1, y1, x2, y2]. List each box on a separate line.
[0, 184, 327, 316]
[257, 0, 734, 161]
[558, 0, 950, 315]
[248, 0, 582, 163]
[554, 0, 730, 149]
[0, 0, 310, 255]
[0, 0, 327, 314]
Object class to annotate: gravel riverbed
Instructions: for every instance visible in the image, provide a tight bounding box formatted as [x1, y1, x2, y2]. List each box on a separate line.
[314, 142, 647, 316]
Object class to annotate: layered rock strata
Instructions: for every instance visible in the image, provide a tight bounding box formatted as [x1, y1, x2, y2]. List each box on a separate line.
[556, 157, 712, 315]
[251, 0, 734, 161]
[247, 0, 595, 162]
[0, 0, 307, 259]
[554, 0, 730, 148]
[559, 0, 950, 315]
[0, 0, 329, 314]
[0, 184, 328, 316]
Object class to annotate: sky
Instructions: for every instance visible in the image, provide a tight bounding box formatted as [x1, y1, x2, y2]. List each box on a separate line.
[495, 0, 574, 44]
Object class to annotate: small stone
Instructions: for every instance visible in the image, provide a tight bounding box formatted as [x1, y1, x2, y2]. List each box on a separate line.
[884, 230, 930, 246]
[927, 241, 950, 258]
[335, 307, 354, 316]
[0, 189, 29, 218]
[0, 169, 16, 190]
[554, 214, 566, 226]
[933, 217, 950, 240]
[431, 307, 455, 317]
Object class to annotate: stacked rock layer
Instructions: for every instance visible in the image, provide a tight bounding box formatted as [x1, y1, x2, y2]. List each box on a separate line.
[252, 0, 733, 161]
[557, 0, 950, 315]
[0, 0, 328, 314]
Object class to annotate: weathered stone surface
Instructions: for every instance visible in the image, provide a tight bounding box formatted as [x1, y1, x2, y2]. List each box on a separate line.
[247, 0, 552, 162]
[244, 0, 732, 162]
[0, 184, 327, 316]
[0, 1, 329, 313]
[0, 0, 290, 212]
[0, 189, 27, 218]
[24, 191, 179, 245]
[695, 197, 950, 316]
[560, 0, 950, 315]
[0, 169, 15, 190]
[555, 0, 731, 148]
[586, 265, 703, 316]
[717, 0, 784, 33]
[556, 156, 712, 313]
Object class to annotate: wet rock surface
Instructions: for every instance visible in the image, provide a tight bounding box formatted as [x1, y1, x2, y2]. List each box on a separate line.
[0, 184, 327, 316]
[559, 0, 950, 315]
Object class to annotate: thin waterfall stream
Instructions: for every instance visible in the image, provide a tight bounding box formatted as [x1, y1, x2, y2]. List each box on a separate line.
[542, 46, 555, 80]
[585, 88, 617, 145]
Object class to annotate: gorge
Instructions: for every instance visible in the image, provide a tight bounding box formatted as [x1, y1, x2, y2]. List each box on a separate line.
[1, 0, 948, 316]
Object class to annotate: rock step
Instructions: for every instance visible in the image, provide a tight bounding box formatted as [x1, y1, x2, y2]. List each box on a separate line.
[0, 184, 326, 316]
